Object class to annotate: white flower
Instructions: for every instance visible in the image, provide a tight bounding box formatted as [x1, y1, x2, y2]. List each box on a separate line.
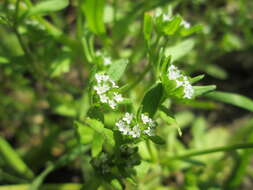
[154, 8, 163, 17]
[113, 92, 123, 102]
[141, 114, 152, 124]
[183, 83, 194, 99]
[129, 125, 141, 138]
[116, 120, 129, 135]
[162, 14, 171, 21]
[99, 94, 109, 103]
[104, 57, 111, 66]
[182, 20, 191, 28]
[94, 84, 110, 94]
[144, 127, 155, 136]
[168, 65, 181, 80]
[108, 100, 117, 109]
[93, 73, 124, 109]
[109, 79, 119, 88]
[95, 73, 109, 83]
[167, 65, 194, 99]
[123, 112, 133, 124]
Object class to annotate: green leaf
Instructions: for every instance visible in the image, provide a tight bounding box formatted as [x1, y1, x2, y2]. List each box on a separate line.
[165, 39, 195, 61]
[75, 121, 94, 144]
[149, 135, 166, 145]
[107, 59, 128, 81]
[204, 91, 253, 112]
[0, 137, 34, 179]
[143, 13, 153, 45]
[86, 118, 104, 134]
[92, 132, 104, 157]
[190, 74, 205, 84]
[193, 85, 216, 97]
[202, 64, 228, 80]
[87, 106, 104, 122]
[103, 128, 115, 147]
[162, 15, 182, 35]
[0, 56, 10, 64]
[160, 106, 182, 136]
[82, 0, 105, 34]
[180, 24, 203, 36]
[28, 0, 69, 16]
[142, 82, 163, 117]
[49, 52, 71, 77]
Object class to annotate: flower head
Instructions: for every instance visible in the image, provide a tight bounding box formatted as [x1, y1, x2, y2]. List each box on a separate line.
[93, 73, 124, 109]
[115, 113, 156, 138]
[167, 65, 194, 99]
[182, 20, 191, 28]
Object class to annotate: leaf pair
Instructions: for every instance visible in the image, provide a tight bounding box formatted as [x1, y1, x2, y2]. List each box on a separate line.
[75, 118, 115, 157]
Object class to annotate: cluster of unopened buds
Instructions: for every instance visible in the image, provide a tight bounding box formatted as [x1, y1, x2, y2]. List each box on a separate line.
[115, 113, 156, 138]
[167, 64, 194, 99]
[93, 73, 124, 109]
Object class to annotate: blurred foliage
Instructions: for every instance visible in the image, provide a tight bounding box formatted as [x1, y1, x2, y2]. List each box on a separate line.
[0, 0, 253, 189]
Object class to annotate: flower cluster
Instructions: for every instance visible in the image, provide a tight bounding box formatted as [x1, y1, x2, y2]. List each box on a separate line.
[115, 113, 156, 138]
[154, 8, 191, 28]
[167, 65, 194, 99]
[93, 73, 124, 109]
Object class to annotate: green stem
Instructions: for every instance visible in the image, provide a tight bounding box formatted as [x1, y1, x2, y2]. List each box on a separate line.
[0, 183, 82, 190]
[146, 140, 156, 162]
[0, 169, 28, 183]
[168, 143, 253, 160]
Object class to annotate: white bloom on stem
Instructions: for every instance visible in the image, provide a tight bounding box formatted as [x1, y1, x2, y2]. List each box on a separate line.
[144, 127, 155, 136]
[182, 20, 191, 28]
[99, 94, 109, 103]
[94, 84, 110, 94]
[167, 65, 194, 99]
[108, 99, 117, 109]
[141, 114, 152, 124]
[95, 73, 109, 83]
[113, 92, 123, 102]
[168, 65, 181, 80]
[123, 112, 133, 124]
[162, 14, 171, 21]
[116, 120, 129, 135]
[129, 125, 141, 138]
[103, 57, 111, 66]
[183, 83, 194, 99]
[93, 73, 124, 109]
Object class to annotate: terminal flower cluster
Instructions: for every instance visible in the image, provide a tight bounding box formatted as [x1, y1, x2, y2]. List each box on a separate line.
[167, 65, 194, 99]
[93, 73, 124, 109]
[115, 113, 156, 138]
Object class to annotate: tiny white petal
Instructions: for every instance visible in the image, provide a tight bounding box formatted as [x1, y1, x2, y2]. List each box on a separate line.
[162, 14, 171, 21]
[108, 99, 117, 109]
[104, 57, 111, 65]
[141, 114, 151, 124]
[123, 112, 133, 124]
[129, 125, 141, 138]
[113, 92, 123, 102]
[99, 94, 109, 103]
[182, 20, 191, 28]
[168, 65, 181, 80]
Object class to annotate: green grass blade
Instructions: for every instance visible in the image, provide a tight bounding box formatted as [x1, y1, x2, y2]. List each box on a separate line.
[82, 0, 105, 34]
[0, 136, 34, 179]
[0, 183, 82, 190]
[205, 91, 253, 112]
[166, 143, 253, 161]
